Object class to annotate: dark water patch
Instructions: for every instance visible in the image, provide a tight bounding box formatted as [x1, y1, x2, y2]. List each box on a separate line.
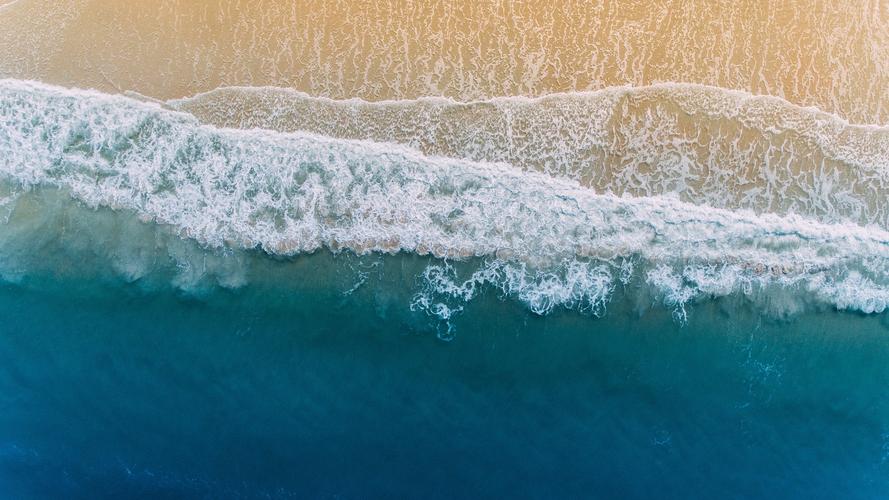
[0, 268, 887, 498]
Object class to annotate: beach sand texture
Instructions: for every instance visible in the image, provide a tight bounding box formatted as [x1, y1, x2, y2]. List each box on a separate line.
[0, 0, 887, 123]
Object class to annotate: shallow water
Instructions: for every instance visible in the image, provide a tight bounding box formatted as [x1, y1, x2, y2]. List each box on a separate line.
[1, 0, 888, 123]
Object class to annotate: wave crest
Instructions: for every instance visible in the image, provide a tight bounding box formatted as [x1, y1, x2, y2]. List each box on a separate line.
[2, 80, 889, 320]
[172, 84, 889, 229]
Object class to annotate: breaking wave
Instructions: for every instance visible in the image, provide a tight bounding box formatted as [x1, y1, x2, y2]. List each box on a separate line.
[2, 79, 889, 328]
[173, 84, 889, 228]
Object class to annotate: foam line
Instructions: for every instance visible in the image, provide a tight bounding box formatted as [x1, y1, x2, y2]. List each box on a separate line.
[2, 79, 889, 317]
[172, 83, 889, 228]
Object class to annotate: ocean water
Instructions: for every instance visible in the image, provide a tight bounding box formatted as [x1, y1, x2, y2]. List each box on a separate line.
[1, 252, 889, 498]
[3, 1, 889, 495]
[0, 76, 887, 499]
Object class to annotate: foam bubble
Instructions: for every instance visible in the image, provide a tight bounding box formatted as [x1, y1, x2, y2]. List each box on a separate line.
[172, 84, 889, 228]
[2, 79, 889, 320]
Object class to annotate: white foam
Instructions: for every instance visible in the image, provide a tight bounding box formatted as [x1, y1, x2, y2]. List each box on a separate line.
[2, 79, 889, 319]
[171, 83, 889, 229]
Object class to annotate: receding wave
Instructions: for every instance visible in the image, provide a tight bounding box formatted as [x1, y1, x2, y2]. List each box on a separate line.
[173, 84, 889, 229]
[2, 79, 889, 324]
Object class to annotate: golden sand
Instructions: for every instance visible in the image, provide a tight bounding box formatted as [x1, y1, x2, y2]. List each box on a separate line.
[1, 0, 887, 123]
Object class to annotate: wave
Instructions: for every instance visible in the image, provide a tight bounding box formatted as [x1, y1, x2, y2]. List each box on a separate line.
[172, 84, 889, 228]
[2, 79, 889, 325]
[0, 0, 24, 11]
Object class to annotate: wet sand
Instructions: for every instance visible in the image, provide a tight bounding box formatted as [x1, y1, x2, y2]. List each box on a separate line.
[0, 0, 887, 123]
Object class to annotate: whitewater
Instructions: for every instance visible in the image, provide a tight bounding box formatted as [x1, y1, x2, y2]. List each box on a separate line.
[1, 79, 889, 327]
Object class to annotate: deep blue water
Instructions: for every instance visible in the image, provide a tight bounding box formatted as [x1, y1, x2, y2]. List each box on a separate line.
[0, 254, 888, 499]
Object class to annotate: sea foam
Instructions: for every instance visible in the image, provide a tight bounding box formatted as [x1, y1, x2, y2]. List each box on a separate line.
[2, 80, 889, 323]
[173, 84, 889, 228]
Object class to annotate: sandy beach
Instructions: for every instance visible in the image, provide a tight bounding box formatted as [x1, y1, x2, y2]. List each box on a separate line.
[0, 0, 887, 123]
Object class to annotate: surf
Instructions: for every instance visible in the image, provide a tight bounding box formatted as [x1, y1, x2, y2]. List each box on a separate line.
[1, 79, 889, 325]
[173, 83, 889, 228]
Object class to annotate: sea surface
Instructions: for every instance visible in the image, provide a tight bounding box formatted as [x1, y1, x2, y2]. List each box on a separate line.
[1, 1, 889, 498]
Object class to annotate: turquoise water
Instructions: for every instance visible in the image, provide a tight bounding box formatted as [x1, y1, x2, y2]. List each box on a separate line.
[1, 251, 888, 498]
[1, 80, 889, 498]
